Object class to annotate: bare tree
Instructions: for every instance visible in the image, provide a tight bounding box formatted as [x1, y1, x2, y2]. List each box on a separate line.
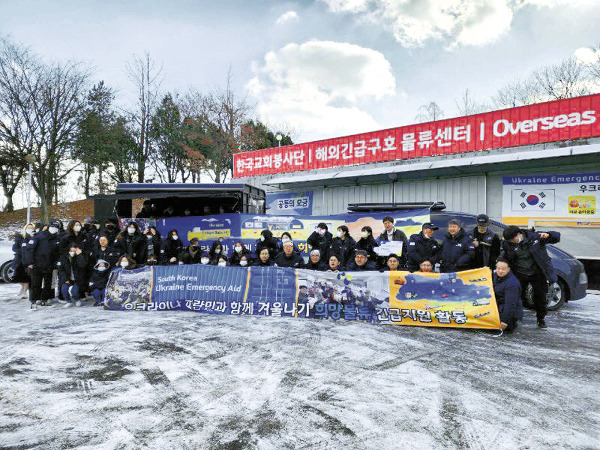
[455, 89, 489, 116]
[532, 56, 589, 100]
[415, 102, 443, 123]
[125, 52, 163, 183]
[0, 144, 25, 212]
[0, 37, 90, 221]
[492, 78, 543, 108]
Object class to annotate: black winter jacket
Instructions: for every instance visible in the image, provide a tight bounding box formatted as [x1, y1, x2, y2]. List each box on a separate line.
[160, 238, 184, 264]
[471, 228, 501, 269]
[346, 260, 378, 271]
[377, 228, 408, 268]
[499, 230, 560, 283]
[406, 232, 440, 271]
[274, 252, 305, 268]
[328, 236, 357, 267]
[58, 253, 88, 293]
[493, 271, 524, 323]
[440, 229, 474, 273]
[307, 231, 333, 256]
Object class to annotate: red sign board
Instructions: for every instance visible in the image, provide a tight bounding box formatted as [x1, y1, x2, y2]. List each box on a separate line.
[233, 94, 600, 178]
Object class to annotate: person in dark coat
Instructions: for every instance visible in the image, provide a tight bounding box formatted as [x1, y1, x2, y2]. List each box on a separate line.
[230, 241, 253, 266]
[91, 235, 119, 269]
[160, 229, 183, 265]
[253, 248, 274, 267]
[82, 216, 100, 255]
[307, 222, 333, 258]
[115, 221, 146, 265]
[327, 254, 343, 272]
[208, 241, 226, 265]
[383, 254, 401, 271]
[499, 226, 560, 329]
[60, 220, 86, 257]
[471, 214, 501, 269]
[407, 223, 441, 272]
[256, 229, 278, 258]
[440, 219, 474, 273]
[276, 232, 301, 255]
[329, 225, 356, 268]
[23, 220, 61, 309]
[238, 254, 251, 267]
[274, 240, 305, 268]
[143, 226, 162, 265]
[58, 243, 87, 307]
[493, 258, 524, 333]
[12, 224, 34, 298]
[180, 238, 203, 264]
[377, 216, 408, 269]
[346, 249, 378, 271]
[356, 226, 379, 266]
[99, 218, 120, 245]
[88, 259, 111, 306]
[305, 249, 327, 271]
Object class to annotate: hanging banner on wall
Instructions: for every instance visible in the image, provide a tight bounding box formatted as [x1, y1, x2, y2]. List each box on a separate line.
[502, 173, 600, 227]
[233, 94, 600, 178]
[104, 265, 501, 330]
[266, 191, 313, 216]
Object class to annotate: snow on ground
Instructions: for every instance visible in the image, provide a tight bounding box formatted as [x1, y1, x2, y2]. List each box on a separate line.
[0, 284, 599, 450]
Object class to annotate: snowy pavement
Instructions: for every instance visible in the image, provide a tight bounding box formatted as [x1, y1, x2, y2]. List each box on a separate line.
[0, 283, 599, 450]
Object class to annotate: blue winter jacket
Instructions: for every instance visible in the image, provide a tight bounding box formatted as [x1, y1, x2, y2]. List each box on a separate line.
[493, 270, 524, 323]
[440, 229, 474, 273]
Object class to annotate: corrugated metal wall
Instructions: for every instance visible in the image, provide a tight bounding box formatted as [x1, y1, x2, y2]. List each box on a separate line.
[311, 176, 486, 215]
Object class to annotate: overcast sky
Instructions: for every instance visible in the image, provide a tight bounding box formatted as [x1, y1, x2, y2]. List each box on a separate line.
[1, 0, 599, 144]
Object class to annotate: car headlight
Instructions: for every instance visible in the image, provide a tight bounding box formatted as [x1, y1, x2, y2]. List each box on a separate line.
[579, 272, 588, 285]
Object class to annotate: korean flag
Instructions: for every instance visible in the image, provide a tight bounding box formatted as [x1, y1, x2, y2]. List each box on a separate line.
[511, 189, 555, 211]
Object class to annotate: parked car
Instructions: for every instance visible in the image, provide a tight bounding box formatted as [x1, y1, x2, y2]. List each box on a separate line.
[0, 240, 15, 283]
[430, 210, 588, 311]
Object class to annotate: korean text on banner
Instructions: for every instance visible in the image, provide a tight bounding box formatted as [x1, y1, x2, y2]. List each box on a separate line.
[105, 265, 501, 330]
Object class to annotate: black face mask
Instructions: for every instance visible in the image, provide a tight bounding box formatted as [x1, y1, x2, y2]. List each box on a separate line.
[106, 224, 115, 229]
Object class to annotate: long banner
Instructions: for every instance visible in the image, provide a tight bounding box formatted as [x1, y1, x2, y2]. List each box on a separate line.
[233, 94, 600, 177]
[105, 265, 501, 330]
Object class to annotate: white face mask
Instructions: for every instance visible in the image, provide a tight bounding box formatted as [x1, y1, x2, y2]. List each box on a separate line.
[127, 227, 135, 235]
[260, 236, 265, 242]
[218, 261, 227, 267]
[235, 245, 242, 253]
[361, 231, 369, 238]
[73, 225, 82, 233]
[97, 266, 107, 272]
[215, 248, 221, 254]
[48, 226, 58, 234]
[94, 224, 101, 230]
[201, 258, 209, 264]
[26, 228, 35, 236]
[172, 235, 178, 240]
[336, 230, 343, 238]
[146, 234, 153, 239]
[240, 260, 248, 266]
[120, 260, 129, 268]
[69, 251, 76, 257]
[317, 228, 325, 236]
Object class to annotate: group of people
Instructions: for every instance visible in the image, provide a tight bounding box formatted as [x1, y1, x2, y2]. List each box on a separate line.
[11, 213, 560, 334]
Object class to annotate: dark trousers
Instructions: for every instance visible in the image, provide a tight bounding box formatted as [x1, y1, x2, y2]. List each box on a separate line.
[517, 272, 548, 321]
[29, 269, 53, 303]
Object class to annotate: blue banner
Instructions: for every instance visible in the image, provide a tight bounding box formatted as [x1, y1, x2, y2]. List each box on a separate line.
[266, 191, 313, 215]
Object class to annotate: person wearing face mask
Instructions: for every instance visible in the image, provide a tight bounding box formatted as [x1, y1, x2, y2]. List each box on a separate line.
[115, 221, 146, 265]
[229, 241, 252, 266]
[199, 251, 211, 266]
[208, 241, 225, 265]
[440, 219, 475, 273]
[58, 244, 87, 307]
[216, 256, 229, 267]
[99, 218, 120, 244]
[255, 229, 278, 259]
[253, 248, 274, 267]
[23, 220, 61, 309]
[159, 229, 183, 265]
[238, 255, 250, 267]
[307, 223, 333, 258]
[88, 259, 111, 306]
[11, 224, 36, 299]
[117, 255, 137, 270]
[179, 238, 203, 264]
[142, 226, 161, 264]
[60, 220, 85, 256]
[407, 223, 441, 272]
[328, 226, 356, 268]
[356, 226, 379, 267]
[499, 226, 560, 329]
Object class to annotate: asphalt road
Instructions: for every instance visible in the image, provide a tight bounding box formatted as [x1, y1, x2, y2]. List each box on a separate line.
[0, 283, 599, 449]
